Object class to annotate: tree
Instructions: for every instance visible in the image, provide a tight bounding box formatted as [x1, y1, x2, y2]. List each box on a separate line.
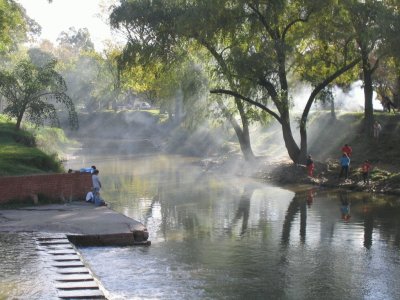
[337, 0, 392, 135]
[0, 58, 78, 130]
[111, 0, 360, 163]
[57, 27, 94, 53]
[374, 0, 400, 109]
[110, 0, 262, 161]
[0, 0, 40, 53]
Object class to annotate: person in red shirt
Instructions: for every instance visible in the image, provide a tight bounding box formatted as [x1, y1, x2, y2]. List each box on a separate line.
[341, 144, 352, 157]
[306, 154, 314, 177]
[361, 160, 372, 184]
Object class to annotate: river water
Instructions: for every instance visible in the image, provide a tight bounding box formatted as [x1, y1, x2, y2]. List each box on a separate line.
[64, 154, 400, 300]
[2, 153, 400, 299]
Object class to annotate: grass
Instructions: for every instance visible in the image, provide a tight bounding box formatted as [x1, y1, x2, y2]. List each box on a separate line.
[308, 111, 400, 166]
[0, 115, 64, 176]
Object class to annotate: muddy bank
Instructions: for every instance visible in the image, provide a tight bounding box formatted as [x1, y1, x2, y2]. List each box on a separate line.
[199, 155, 400, 195]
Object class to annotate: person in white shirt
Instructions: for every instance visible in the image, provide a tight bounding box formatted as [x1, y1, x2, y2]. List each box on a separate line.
[91, 170, 105, 206]
[373, 121, 382, 139]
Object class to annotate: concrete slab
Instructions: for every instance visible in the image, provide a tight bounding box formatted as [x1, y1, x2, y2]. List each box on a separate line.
[39, 241, 71, 246]
[49, 249, 77, 255]
[56, 274, 94, 281]
[55, 281, 99, 289]
[0, 202, 145, 234]
[57, 267, 90, 274]
[52, 261, 85, 268]
[52, 255, 81, 261]
[0, 201, 150, 246]
[58, 289, 105, 299]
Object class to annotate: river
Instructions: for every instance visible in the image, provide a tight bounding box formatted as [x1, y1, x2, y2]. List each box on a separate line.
[66, 154, 400, 300]
[2, 153, 400, 299]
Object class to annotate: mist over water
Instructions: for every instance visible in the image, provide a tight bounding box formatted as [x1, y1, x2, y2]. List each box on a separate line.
[65, 152, 400, 300]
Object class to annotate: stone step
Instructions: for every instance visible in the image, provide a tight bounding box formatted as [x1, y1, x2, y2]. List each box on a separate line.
[49, 249, 77, 255]
[57, 267, 90, 274]
[55, 281, 99, 290]
[56, 274, 94, 282]
[52, 255, 81, 261]
[44, 244, 74, 250]
[52, 261, 85, 268]
[58, 289, 105, 299]
[39, 240, 71, 246]
[37, 237, 68, 241]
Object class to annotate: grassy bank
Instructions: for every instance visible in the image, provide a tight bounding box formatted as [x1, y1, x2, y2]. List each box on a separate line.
[0, 115, 65, 176]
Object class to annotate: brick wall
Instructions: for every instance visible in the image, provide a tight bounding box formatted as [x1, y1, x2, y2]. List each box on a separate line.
[0, 173, 92, 204]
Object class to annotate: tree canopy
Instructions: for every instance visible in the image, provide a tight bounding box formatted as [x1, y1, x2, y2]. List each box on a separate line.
[0, 58, 78, 130]
[110, 0, 364, 163]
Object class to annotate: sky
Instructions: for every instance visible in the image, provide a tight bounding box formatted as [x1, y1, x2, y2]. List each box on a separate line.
[16, 0, 122, 51]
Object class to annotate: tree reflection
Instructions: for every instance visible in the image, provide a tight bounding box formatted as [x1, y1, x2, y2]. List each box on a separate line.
[229, 185, 255, 237]
[281, 191, 309, 245]
[362, 196, 374, 249]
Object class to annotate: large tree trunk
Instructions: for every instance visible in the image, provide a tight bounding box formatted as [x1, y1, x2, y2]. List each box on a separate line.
[202, 42, 255, 161]
[235, 98, 255, 161]
[331, 98, 336, 119]
[216, 98, 255, 161]
[362, 51, 374, 136]
[281, 114, 301, 163]
[394, 74, 400, 109]
[16, 113, 23, 131]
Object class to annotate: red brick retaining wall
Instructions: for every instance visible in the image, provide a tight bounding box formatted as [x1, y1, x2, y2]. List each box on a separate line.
[0, 173, 92, 204]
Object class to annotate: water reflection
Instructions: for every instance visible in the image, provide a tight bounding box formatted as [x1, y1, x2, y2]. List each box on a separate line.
[339, 191, 351, 221]
[65, 154, 400, 299]
[230, 185, 254, 237]
[0, 233, 59, 299]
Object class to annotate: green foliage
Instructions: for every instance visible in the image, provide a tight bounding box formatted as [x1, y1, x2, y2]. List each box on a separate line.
[0, 58, 78, 130]
[0, 115, 63, 176]
[0, 0, 36, 53]
[57, 27, 94, 53]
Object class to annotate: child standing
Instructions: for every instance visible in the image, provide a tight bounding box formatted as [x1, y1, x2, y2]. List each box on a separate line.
[361, 160, 372, 184]
[306, 154, 315, 177]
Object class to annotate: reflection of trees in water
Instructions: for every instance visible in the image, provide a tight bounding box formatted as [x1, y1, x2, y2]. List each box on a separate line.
[362, 197, 400, 249]
[229, 185, 255, 237]
[281, 192, 308, 245]
[280, 189, 400, 250]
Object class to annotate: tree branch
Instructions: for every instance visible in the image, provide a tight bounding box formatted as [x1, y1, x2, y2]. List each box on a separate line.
[282, 16, 309, 40]
[247, 3, 276, 39]
[210, 88, 282, 123]
[301, 57, 362, 125]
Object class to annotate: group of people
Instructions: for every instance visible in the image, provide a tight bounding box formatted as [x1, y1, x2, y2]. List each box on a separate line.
[306, 143, 372, 185]
[339, 144, 372, 184]
[83, 165, 106, 206]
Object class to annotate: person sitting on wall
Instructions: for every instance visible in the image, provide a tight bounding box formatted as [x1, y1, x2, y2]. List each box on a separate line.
[80, 165, 97, 173]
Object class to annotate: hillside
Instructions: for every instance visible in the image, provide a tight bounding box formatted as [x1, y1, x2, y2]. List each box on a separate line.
[0, 115, 64, 176]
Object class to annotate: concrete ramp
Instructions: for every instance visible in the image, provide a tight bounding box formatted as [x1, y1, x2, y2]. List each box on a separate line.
[37, 236, 107, 300]
[0, 202, 150, 246]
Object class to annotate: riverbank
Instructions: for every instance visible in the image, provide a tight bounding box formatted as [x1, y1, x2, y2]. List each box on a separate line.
[201, 155, 400, 195]
[0, 115, 68, 176]
[254, 159, 400, 195]
[199, 111, 400, 195]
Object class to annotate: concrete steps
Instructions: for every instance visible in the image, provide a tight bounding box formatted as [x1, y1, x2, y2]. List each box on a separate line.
[37, 236, 107, 299]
